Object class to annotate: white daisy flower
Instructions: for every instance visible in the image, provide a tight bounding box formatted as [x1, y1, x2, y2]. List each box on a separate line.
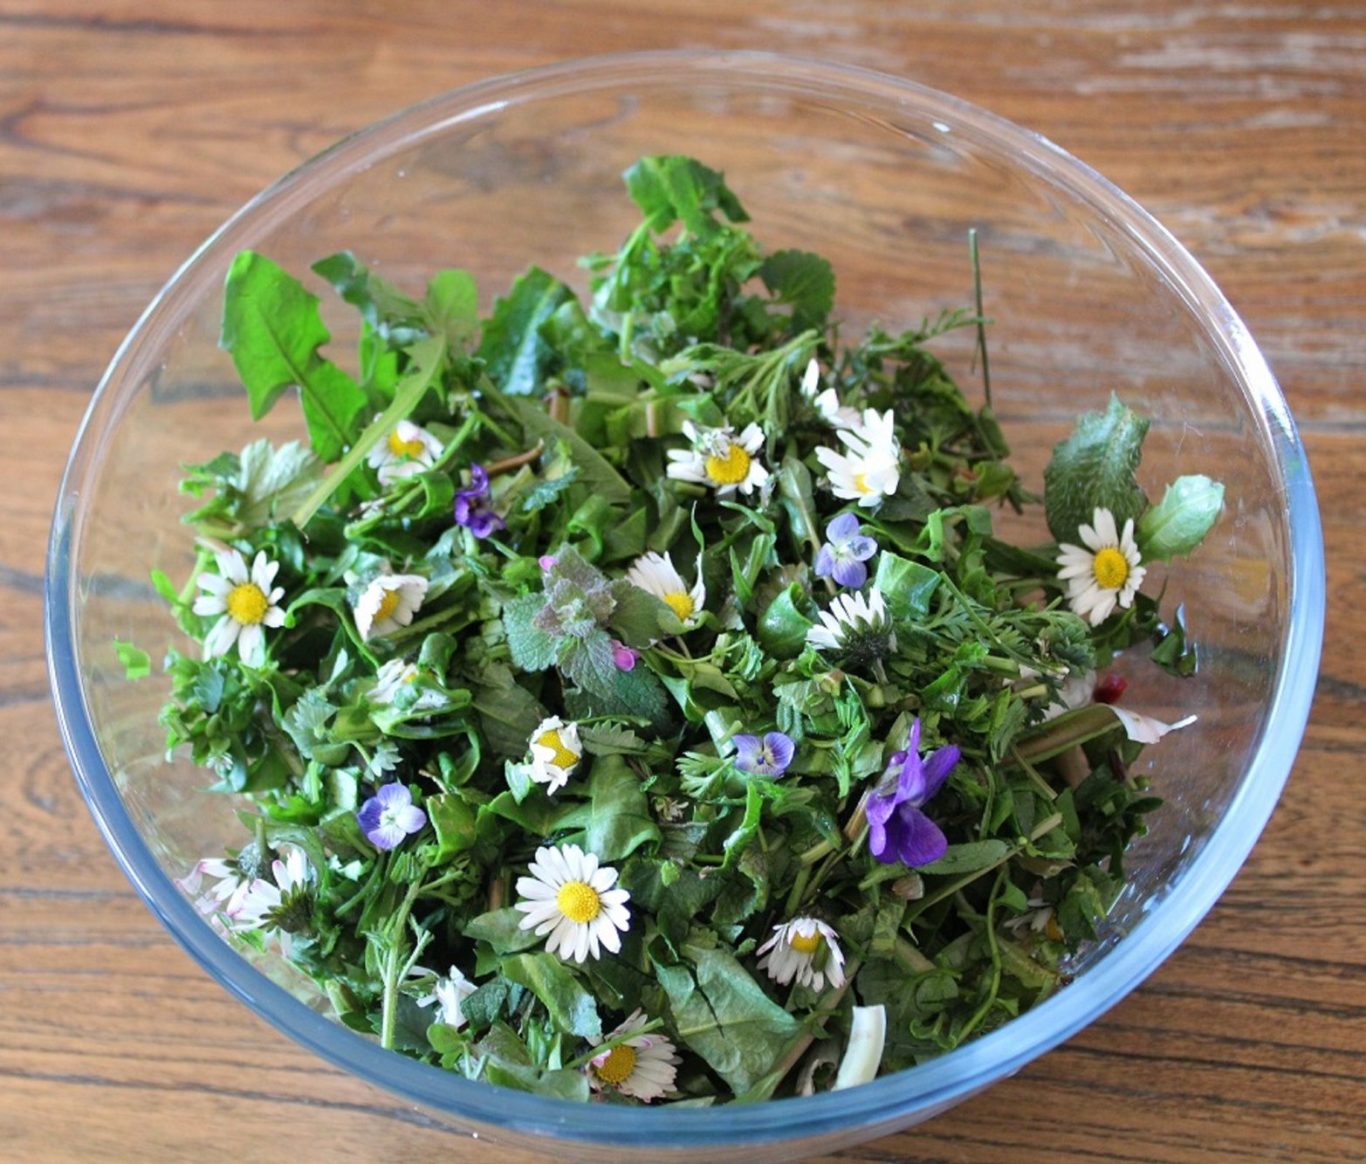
[513, 843, 631, 964]
[417, 965, 477, 1030]
[370, 659, 444, 711]
[367, 419, 443, 487]
[232, 845, 315, 958]
[193, 547, 286, 665]
[666, 421, 770, 496]
[806, 588, 896, 657]
[802, 355, 860, 429]
[354, 573, 428, 641]
[177, 854, 256, 919]
[813, 388, 863, 430]
[528, 715, 584, 795]
[756, 916, 846, 991]
[814, 408, 901, 507]
[626, 550, 706, 629]
[1055, 507, 1147, 626]
[587, 1009, 681, 1102]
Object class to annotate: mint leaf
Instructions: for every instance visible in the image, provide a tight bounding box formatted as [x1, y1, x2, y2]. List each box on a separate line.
[1136, 474, 1225, 561]
[504, 594, 559, 671]
[759, 249, 835, 331]
[624, 155, 749, 236]
[477, 267, 576, 395]
[1043, 394, 1150, 542]
[221, 250, 368, 461]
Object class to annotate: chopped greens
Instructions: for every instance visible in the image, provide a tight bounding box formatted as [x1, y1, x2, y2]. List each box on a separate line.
[148, 155, 1223, 1105]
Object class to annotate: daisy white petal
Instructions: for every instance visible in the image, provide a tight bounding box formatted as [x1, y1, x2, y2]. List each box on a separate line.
[195, 547, 287, 664]
[367, 419, 443, 487]
[354, 573, 428, 641]
[512, 844, 630, 964]
[665, 422, 770, 496]
[527, 716, 583, 794]
[1055, 507, 1146, 627]
[757, 917, 846, 991]
[627, 551, 706, 629]
[588, 1009, 680, 1102]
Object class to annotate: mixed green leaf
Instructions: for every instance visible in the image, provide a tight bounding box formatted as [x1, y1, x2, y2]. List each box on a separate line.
[141, 155, 1222, 1105]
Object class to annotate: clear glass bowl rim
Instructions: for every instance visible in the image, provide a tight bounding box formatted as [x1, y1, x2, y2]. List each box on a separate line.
[45, 49, 1325, 1150]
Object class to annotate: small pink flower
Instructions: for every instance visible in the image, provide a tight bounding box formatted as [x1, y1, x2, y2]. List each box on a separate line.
[611, 640, 638, 671]
[539, 555, 559, 571]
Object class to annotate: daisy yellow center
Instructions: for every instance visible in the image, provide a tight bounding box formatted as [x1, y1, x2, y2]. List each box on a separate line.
[387, 430, 426, 458]
[374, 588, 402, 622]
[226, 582, 269, 625]
[789, 930, 822, 955]
[704, 443, 751, 486]
[1092, 547, 1130, 590]
[662, 591, 695, 621]
[536, 729, 579, 770]
[853, 472, 871, 494]
[556, 880, 602, 924]
[594, 1044, 637, 1086]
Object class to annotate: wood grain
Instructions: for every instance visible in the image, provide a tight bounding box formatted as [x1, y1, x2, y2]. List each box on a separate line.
[2, 1, 1363, 1160]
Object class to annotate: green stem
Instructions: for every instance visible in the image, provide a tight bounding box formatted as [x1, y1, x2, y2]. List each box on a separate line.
[957, 870, 1006, 1041]
[378, 877, 426, 1051]
[968, 227, 992, 407]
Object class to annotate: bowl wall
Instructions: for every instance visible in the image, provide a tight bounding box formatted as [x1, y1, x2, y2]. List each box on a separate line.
[48, 52, 1323, 1160]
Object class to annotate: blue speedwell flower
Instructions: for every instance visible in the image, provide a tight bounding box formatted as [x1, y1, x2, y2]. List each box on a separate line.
[866, 719, 960, 868]
[814, 512, 878, 589]
[732, 731, 795, 777]
[357, 782, 428, 851]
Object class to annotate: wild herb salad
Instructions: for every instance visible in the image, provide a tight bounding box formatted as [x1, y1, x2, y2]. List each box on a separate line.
[134, 156, 1225, 1104]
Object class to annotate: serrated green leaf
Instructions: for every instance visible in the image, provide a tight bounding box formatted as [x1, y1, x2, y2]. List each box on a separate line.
[220, 251, 368, 461]
[760, 249, 835, 332]
[477, 267, 576, 395]
[1043, 394, 1150, 541]
[623, 155, 749, 236]
[1136, 474, 1224, 561]
[504, 594, 559, 671]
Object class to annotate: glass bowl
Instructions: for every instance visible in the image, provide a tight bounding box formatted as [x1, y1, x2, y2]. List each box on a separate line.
[46, 51, 1324, 1161]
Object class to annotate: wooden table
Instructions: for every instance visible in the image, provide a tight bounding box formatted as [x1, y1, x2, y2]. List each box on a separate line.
[3, 3, 1362, 1160]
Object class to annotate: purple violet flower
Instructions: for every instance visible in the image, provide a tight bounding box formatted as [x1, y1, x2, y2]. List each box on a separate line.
[357, 782, 428, 851]
[733, 731, 796, 777]
[866, 719, 960, 868]
[814, 512, 878, 589]
[454, 464, 505, 539]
